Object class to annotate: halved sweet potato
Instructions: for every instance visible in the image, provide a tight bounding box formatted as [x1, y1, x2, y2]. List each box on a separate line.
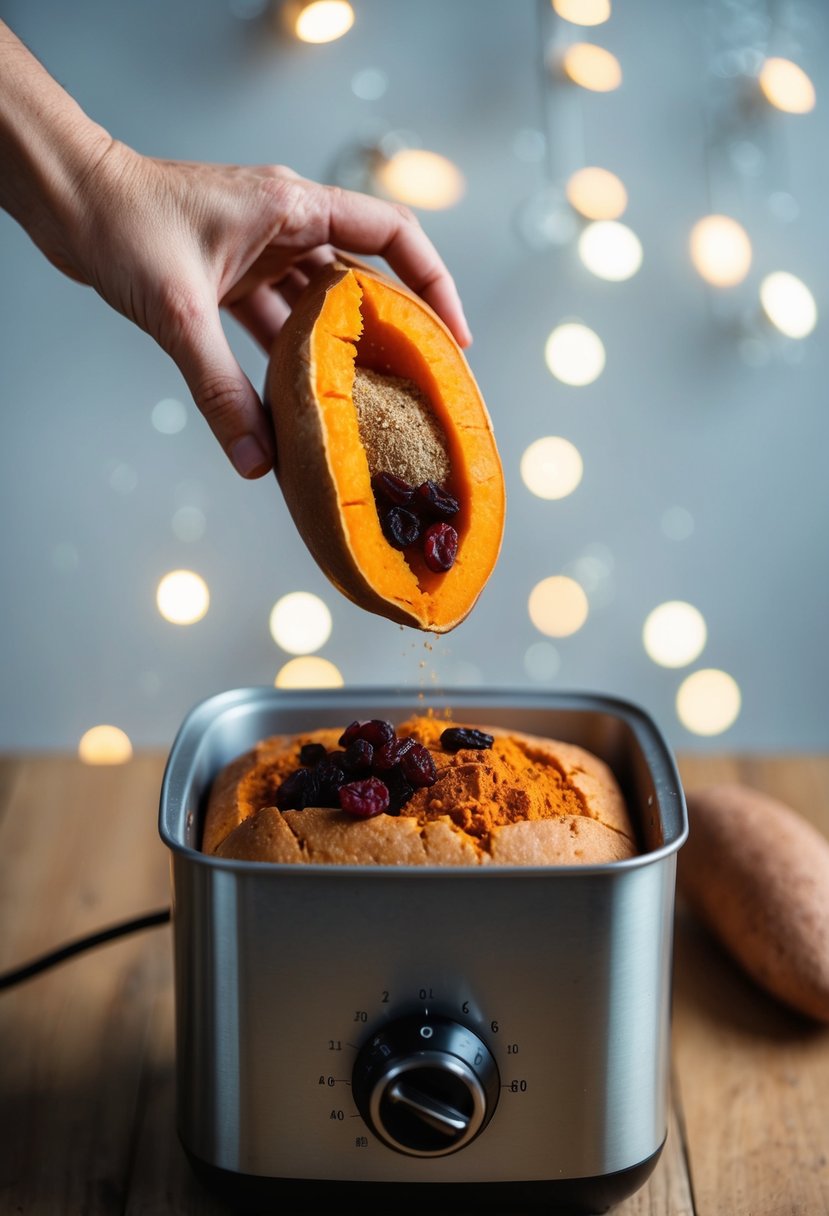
[265, 257, 504, 632]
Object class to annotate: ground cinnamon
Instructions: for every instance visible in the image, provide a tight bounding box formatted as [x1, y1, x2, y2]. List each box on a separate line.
[352, 366, 450, 486]
[397, 716, 587, 841]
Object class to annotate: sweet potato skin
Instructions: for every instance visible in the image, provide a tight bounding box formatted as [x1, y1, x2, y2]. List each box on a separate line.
[264, 258, 503, 632]
[678, 783, 829, 1023]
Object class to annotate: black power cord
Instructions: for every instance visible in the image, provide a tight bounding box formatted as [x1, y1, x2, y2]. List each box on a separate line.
[0, 907, 172, 991]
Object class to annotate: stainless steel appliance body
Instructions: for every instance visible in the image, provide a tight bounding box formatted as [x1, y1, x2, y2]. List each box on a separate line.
[159, 686, 687, 1213]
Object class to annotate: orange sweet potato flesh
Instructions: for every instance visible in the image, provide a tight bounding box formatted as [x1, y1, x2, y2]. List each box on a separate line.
[265, 258, 505, 632]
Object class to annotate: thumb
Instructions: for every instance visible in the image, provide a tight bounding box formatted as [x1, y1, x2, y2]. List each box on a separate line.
[165, 301, 275, 479]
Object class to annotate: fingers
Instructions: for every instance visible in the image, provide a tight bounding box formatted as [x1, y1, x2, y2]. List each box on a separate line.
[227, 282, 291, 353]
[321, 185, 473, 347]
[165, 298, 276, 479]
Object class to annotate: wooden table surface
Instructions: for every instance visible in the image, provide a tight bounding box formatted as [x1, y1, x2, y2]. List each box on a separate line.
[0, 749, 827, 1215]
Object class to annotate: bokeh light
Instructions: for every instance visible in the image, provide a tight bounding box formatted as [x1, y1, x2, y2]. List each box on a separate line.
[643, 601, 707, 668]
[689, 215, 752, 286]
[351, 68, 388, 100]
[269, 591, 332, 654]
[758, 57, 816, 114]
[759, 272, 817, 338]
[520, 436, 583, 499]
[676, 669, 742, 736]
[544, 322, 606, 386]
[552, 0, 611, 26]
[528, 576, 589, 637]
[578, 220, 643, 281]
[566, 167, 627, 220]
[78, 725, 133, 765]
[275, 656, 344, 688]
[171, 505, 206, 542]
[523, 640, 561, 681]
[151, 398, 187, 435]
[292, 1, 354, 43]
[561, 43, 622, 92]
[156, 570, 209, 625]
[375, 149, 466, 210]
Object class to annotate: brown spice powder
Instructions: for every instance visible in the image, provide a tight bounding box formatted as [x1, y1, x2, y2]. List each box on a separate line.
[398, 717, 588, 842]
[352, 366, 450, 486]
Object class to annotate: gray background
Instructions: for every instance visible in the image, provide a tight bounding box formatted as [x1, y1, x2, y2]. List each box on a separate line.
[1, 0, 826, 753]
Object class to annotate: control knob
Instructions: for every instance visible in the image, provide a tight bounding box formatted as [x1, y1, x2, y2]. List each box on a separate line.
[352, 1014, 500, 1157]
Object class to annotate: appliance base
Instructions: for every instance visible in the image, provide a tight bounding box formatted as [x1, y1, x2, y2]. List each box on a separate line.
[185, 1139, 665, 1215]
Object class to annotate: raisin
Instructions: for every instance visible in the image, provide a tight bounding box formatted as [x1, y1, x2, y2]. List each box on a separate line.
[372, 471, 416, 506]
[440, 727, 494, 752]
[400, 742, 437, 787]
[423, 522, 458, 572]
[339, 777, 390, 819]
[315, 757, 347, 803]
[275, 767, 314, 810]
[381, 506, 422, 550]
[384, 768, 415, 815]
[343, 738, 374, 773]
[415, 480, 460, 520]
[299, 742, 328, 767]
[373, 735, 416, 771]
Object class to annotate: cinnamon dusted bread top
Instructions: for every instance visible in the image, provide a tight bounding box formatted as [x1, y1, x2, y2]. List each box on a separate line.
[202, 714, 638, 866]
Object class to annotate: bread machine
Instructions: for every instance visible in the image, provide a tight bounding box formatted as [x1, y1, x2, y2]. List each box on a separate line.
[158, 685, 687, 1213]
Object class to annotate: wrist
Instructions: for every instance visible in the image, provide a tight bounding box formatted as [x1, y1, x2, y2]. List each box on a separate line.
[0, 22, 117, 279]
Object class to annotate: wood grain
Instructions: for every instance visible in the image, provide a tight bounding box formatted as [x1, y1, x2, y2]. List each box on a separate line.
[0, 750, 827, 1214]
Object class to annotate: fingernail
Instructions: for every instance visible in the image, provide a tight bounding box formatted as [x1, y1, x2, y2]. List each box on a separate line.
[230, 434, 271, 478]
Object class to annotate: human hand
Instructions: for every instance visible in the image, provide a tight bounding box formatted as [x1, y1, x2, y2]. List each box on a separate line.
[46, 146, 474, 479]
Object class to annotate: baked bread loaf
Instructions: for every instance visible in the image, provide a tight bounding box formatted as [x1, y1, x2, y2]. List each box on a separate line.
[202, 715, 637, 866]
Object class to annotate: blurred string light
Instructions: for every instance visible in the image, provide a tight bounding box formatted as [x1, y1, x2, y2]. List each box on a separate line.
[275, 656, 344, 688]
[676, 668, 741, 736]
[528, 575, 589, 637]
[758, 57, 816, 115]
[156, 570, 209, 625]
[566, 166, 627, 220]
[375, 148, 466, 210]
[331, 130, 465, 213]
[544, 322, 605, 385]
[285, 0, 354, 43]
[269, 591, 332, 654]
[520, 436, 583, 499]
[552, 0, 611, 26]
[759, 271, 817, 338]
[643, 601, 707, 668]
[689, 214, 752, 287]
[560, 43, 622, 92]
[578, 219, 642, 281]
[78, 724, 133, 765]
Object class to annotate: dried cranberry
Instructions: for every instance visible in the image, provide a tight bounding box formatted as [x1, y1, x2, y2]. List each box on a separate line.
[440, 727, 494, 752]
[360, 720, 395, 748]
[339, 777, 390, 819]
[338, 721, 367, 747]
[338, 719, 395, 749]
[372, 471, 416, 506]
[415, 480, 460, 520]
[275, 767, 314, 810]
[373, 735, 416, 771]
[381, 506, 422, 550]
[399, 742, 437, 788]
[423, 522, 458, 572]
[299, 742, 328, 767]
[343, 738, 374, 773]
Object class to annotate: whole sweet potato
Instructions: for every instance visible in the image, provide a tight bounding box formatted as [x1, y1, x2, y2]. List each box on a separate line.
[678, 783, 829, 1023]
